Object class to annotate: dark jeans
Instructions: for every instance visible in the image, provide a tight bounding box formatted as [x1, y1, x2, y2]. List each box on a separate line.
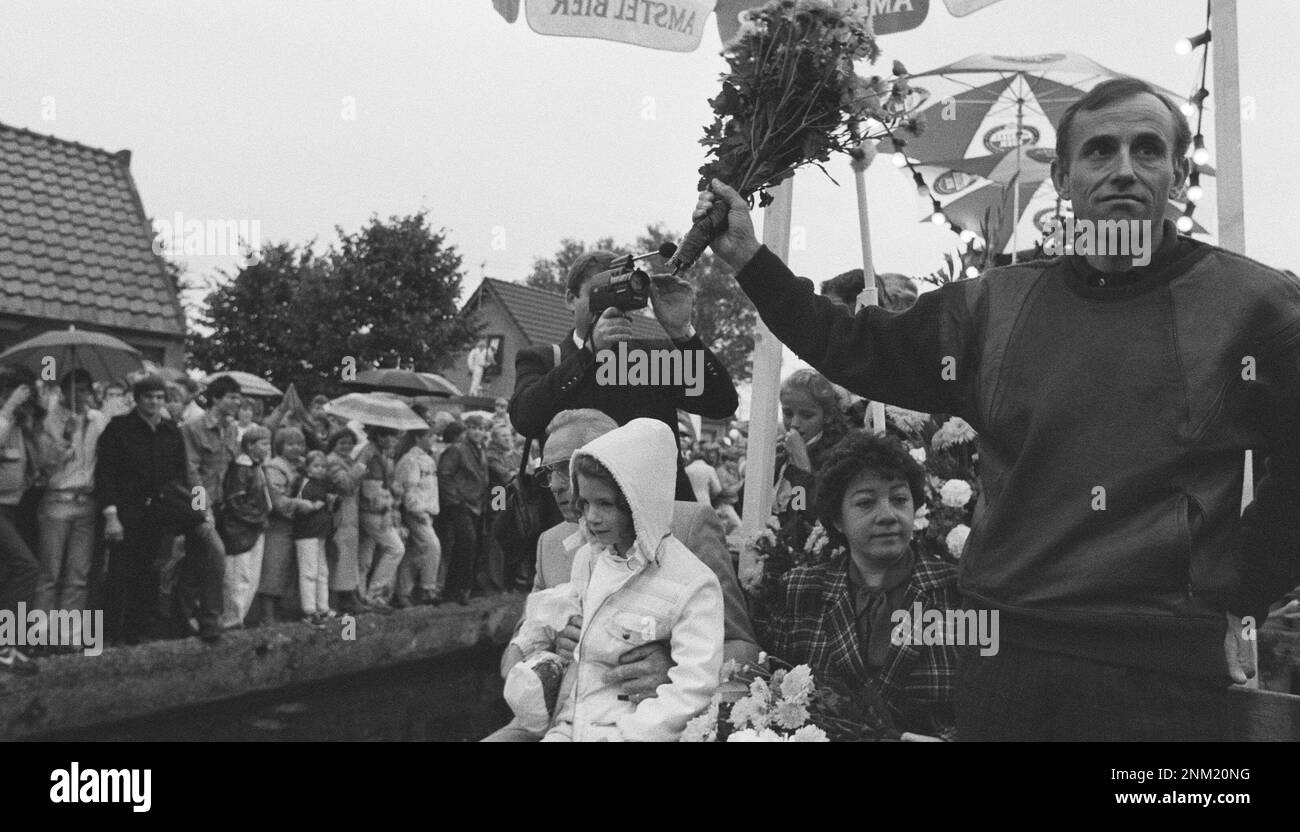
[956, 642, 1229, 741]
[177, 522, 226, 638]
[441, 504, 482, 597]
[0, 504, 39, 621]
[105, 511, 167, 643]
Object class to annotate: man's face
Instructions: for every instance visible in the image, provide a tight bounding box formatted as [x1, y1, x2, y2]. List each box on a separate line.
[215, 391, 242, 417]
[1052, 93, 1188, 235]
[467, 424, 489, 446]
[565, 279, 593, 333]
[544, 459, 577, 522]
[63, 381, 92, 412]
[137, 390, 166, 419]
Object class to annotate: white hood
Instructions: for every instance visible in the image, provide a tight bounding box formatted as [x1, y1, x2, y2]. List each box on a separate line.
[569, 418, 677, 565]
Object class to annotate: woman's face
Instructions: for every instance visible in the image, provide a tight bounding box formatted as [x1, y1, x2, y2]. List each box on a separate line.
[576, 472, 635, 556]
[237, 405, 255, 425]
[837, 468, 915, 567]
[333, 435, 356, 457]
[306, 458, 327, 479]
[780, 388, 825, 442]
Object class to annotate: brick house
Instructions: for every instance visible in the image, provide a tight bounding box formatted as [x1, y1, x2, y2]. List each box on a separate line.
[0, 121, 186, 368]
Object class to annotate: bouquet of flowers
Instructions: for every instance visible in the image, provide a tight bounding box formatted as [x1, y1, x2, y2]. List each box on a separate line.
[745, 514, 842, 596]
[669, 0, 922, 272]
[682, 654, 898, 742]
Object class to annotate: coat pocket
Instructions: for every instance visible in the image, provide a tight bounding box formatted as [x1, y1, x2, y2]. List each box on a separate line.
[607, 610, 670, 647]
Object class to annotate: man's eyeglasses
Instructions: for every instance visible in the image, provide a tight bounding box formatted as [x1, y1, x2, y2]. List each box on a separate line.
[534, 462, 570, 486]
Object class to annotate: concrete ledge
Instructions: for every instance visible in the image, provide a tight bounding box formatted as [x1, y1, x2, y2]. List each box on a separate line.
[0, 594, 524, 740]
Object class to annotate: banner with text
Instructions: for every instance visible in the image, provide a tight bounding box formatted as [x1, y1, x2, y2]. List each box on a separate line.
[526, 0, 715, 52]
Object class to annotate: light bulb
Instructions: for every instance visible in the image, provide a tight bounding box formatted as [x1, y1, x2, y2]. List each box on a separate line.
[1186, 184, 1203, 202]
[1175, 38, 1193, 55]
[1176, 214, 1195, 233]
[959, 229, 976, 244]
[930, 211, 948, 225]
[892, 152, 908, 168]
[917, 184, 931, 198]
[1193, 147, 1210, 165]
[1180, 100, 1197, 117]
[964, 266, 980, 278]
[971, 237, 986, 251]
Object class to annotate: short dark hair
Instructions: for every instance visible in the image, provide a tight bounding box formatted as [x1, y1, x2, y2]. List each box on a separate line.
[1055, 77, 1192, 171]
[205, 374, 242, 401]
[59, 368, 93, 396]
[442, 421, 465, 444]
[325, 428, 357, 453]
[132, 374, 167, 399]
[815, 430, 926, 549]
[272, 426, 305, 456]
[565, 251, 618, 297]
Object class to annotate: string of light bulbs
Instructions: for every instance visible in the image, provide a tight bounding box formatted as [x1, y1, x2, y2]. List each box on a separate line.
[1175, 0, 1213, 234]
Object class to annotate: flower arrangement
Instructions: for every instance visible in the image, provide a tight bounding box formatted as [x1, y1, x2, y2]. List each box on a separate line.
[669, 0, 922, 272]
[681, 654, 898, 742]
[745, 514, 842, 595]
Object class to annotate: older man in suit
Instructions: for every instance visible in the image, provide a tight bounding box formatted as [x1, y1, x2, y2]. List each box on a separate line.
[483, 409, 758, 741]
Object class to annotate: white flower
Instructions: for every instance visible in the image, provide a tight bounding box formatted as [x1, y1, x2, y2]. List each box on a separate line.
[803, 521, 828, 555]
[939, 479, 974, 508]
[681, 710, 716, 742]
[913, 505, 930, 531]
[779, 664, 815, 703]
[729, 694, 769, 730]
[886, 405, 930, 434]
[726, 728, 761, 742]
[931, 416, 978, 450]
[775, 699, 811, 729]
[790, 725, 830, 742]
[946, 524, 971, 558]
[909, 447, 927, 464]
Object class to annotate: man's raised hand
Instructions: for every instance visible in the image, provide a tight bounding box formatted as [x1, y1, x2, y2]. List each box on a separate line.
[693, 179, 761, 271]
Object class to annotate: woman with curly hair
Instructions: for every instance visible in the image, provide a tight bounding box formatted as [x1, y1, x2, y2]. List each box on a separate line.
[753, 430, 959, 741]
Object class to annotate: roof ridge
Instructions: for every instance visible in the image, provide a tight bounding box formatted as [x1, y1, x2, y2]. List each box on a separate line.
[0, 119, 129, 163]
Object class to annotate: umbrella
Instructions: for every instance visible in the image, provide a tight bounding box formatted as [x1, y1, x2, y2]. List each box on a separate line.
[0, 326, 144, 412]
[884, 52, 1197, 257]
[201, 370, 282, 398]
[345, 368, 460, 398]
[324, 393, 430, 431]
[0, 326, 143, 384]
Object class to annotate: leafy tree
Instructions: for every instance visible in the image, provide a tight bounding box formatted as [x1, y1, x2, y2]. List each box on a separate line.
[524, 236, 621, 295]
[191, 213, 479, 397]
[525, 225, 757, 383]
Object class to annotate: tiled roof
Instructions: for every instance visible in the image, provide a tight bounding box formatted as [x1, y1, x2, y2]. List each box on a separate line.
[478, 277, 668, 345]
[0, 121, 185, 337]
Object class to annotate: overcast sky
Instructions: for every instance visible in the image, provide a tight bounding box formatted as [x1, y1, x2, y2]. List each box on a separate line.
[3, 0, 1296, 405]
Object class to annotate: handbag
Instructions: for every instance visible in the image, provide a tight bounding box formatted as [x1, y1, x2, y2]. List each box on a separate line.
[494, 437, 561, 569]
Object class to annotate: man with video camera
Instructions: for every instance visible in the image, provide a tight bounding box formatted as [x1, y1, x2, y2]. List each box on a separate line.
[510, 250, 738, 501]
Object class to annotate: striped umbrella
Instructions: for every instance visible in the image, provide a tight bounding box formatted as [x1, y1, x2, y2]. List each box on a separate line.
[345, 368, 460, 398]
[324, 393, 430, 431]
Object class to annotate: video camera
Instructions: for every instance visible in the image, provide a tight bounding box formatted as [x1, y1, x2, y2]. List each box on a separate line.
[586, 242, 678, 317]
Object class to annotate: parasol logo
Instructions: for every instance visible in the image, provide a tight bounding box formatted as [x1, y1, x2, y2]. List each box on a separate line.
[983, 123, 1039, 153]
[1027, 147, 1056, 164]
[933, 170, 980, 196]
[991, 53, 1067, 64]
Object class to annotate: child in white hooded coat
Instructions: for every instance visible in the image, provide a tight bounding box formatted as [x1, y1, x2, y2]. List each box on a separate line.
[540, 418, 724, 742]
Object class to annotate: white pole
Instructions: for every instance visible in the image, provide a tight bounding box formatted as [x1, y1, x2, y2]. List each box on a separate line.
[851, 141, 886, 436]
[737, 179, 793, 590]
[1211, 0, 1256, 688]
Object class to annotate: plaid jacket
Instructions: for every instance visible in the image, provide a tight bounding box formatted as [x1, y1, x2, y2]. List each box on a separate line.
[756, 552, 959, 740]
